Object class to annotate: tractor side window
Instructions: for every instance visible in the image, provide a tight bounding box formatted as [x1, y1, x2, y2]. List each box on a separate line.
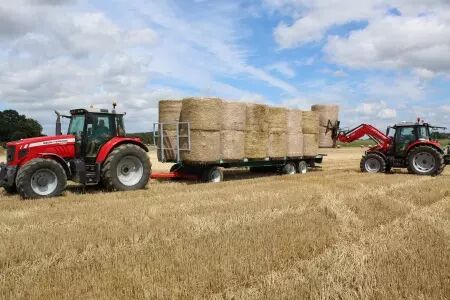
[418, 126, 429, 140]
[396, 127, 415, 154]
[116, 116, 125, 136]
[68, 115, 85, 137]
[93, 116, 112, 138]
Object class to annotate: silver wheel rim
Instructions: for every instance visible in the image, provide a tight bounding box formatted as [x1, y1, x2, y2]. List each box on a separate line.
[286, 164, 296, 175]
[365, 157, 381, 173]
[210, 169, 222, 183]
[298, 162, 307, 174]
[31, 169, 58, 196]
[117, 156, 144, 186]
[413, 152, 435, 173]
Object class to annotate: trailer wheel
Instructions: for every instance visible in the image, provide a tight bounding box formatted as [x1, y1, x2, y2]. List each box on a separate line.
[202, 166, 223, 183]
[16, 159, 67, 199]
[407, 145, 444, 176]
[297, 161, 308, 174]
[281, 162, 296, 175]
[102, 144, 151, 191]
[360, 153, 386, 173]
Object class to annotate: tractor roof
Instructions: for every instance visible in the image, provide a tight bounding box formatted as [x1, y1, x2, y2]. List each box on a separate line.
[392, 122, 431, 128]
[70, 108, 125, 115]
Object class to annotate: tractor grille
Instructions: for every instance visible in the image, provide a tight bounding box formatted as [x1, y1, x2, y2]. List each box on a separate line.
[6, 146, 15, 163]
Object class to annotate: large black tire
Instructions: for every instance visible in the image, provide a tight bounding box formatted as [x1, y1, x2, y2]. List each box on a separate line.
[281, 162, 296, 175]
[102, 144, 151, 191]
[297, 161, 308, 174]
[360, 153, 386, 173]
[3, 184, 17, 194]
[407, 145, 444, 176]
[202, 166, 223, 183]
[16, 159, 67, 199]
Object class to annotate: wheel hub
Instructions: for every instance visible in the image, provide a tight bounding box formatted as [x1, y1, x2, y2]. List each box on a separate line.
[413, 152, 435, 173]
[116, 156, 144, 186]
[31, 169, 58, 196]
[365, 157, 381, 173]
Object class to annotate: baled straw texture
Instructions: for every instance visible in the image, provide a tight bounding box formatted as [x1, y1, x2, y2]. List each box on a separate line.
[159, 100, 182, 130]
[180, 130, 221, 163]
[180, 97, 222, 131]
[245, 131, 268, 159]
[221, 130, 245, 160]
[303, 133, 319, 157]
[302, 111, 319, 134]
[156, 129, 178, 162]
[246, 103, 269, 132]
[287, 133, 303, 157]
[268, 132, 287, 158]
[287, 109, 303, 133]
[266, 107, 287, 133]
[311, 104, 339, 148]
[222, 102, 246, 131]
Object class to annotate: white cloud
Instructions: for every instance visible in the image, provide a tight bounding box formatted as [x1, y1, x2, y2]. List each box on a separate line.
[354, 101, 397, 120]
[266, 62, 296, 78]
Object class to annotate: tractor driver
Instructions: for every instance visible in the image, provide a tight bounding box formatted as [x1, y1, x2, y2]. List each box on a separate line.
[87, 119, 111, 157]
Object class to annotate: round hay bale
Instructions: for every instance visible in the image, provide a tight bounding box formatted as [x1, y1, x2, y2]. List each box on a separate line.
[287, 109, 303, 133]
[222, 101, 246, 131]
[246, 103, 269, 132]
[312, 104, 339, 148]
[268, 132, 287, 158]
[221, 130, 245, 160]
[302, 111, 319, 134]
[156, 129, 178, 162]
[180, 130, 221, 163]
[245, 131, 268, 158]
[180, 97, 222, 131]
[287, 133, 303, 157]
[159, 100, 182, 130]
[303, 133, 319, 156]
[267, 107, 287, 133]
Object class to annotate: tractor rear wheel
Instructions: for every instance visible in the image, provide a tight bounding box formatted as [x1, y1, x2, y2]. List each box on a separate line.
[102, 144, 151, 191]
[360, 153, 386, 173]
[407, 145, 444, 176]
[16, 159, 67, 199]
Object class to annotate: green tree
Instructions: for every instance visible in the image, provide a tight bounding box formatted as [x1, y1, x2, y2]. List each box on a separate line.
[0, 110, 43, 143]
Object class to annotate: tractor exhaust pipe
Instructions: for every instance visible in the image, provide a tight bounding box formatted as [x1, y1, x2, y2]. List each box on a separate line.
[55, 111, 62, 136]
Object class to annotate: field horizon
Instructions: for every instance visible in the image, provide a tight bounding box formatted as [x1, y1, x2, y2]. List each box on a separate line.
[1, 148, 449, 299]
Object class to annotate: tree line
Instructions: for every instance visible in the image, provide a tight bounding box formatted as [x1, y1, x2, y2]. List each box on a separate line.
[0, 110, 43, 145]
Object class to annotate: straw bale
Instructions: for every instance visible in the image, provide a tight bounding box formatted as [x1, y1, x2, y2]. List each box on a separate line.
[246, 103, 269, 132]
[180, 97, 222, 131]
[222, 102, 246, 131]
[303, 133, 319, 156]
[159, 100, 182, 130]
[311, 104, 339, 148]
[267, 107, 287, 133]
[302, 111, 319, 134]
[287, 109, 303, 133]
[221, 130, 245, 160]
[245, 131, 268, 158]
[268, 132, 287, 158]
[287, 133, 303, 157]
[180, 130, 221, 163]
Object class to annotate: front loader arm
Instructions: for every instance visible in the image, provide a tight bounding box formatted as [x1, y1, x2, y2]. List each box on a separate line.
[336, 124, 391, 146]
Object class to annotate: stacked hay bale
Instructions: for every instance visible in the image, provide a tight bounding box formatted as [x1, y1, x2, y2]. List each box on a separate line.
[158, 100, 182, 161]
[287, 109, 303, 157]
[302, 111, 319, 156]
[245, 104, 269, 158]
[179, 97, 222, 162]
[267, 107, 288, 158]
[311, 104, 339, 148]
[221, 102, 246, 160]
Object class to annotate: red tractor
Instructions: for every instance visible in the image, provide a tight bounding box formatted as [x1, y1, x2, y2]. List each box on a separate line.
[329, 120, 450, 175]
[0, 105, 151, 199]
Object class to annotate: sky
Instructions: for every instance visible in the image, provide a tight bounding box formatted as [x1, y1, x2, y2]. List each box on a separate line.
[1, 0, 450, 134]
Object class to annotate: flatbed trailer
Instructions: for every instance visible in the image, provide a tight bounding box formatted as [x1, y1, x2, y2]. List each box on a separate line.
[151, 122, 324, 182]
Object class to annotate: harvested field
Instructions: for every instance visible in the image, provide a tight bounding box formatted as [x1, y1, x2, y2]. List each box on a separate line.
[1, 148, 449, 299]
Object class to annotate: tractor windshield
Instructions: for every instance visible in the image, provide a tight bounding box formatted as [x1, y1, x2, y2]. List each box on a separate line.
[68, 115, 85, 137]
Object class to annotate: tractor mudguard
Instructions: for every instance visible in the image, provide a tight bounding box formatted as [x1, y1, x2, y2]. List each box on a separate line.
[96, 137, 149, 164]
[37, 153, 72, 178]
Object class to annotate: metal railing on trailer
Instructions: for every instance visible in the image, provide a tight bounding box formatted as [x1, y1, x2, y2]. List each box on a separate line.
[152, 122, 191, 163]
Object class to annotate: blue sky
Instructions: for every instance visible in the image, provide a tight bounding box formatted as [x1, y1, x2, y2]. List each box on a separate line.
[0, 0, 449, 134]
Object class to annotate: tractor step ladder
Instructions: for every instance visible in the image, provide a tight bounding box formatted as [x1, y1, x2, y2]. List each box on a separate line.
[153, 122, 191, 163]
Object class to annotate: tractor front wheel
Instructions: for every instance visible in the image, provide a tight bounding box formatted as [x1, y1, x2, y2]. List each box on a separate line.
[16, 159, 67, 199]
[102, 144, 151, 191]
[360, 153, 386, 173]
[407, 146, 444, 176]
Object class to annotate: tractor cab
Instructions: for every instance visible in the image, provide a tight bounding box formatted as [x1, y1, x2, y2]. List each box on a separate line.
[66, 108, 126, 160]
[387, 122, 436, 157]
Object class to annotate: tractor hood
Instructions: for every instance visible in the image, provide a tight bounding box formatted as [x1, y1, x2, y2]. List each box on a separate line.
[7, 135, 76, 148]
